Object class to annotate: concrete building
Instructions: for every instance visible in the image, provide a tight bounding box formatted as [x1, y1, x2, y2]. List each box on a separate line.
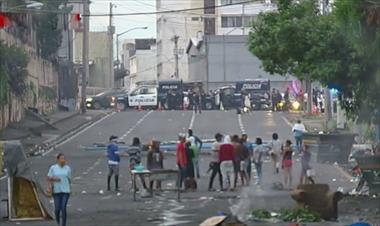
[156, 0, 204, 81]
[186, 35, 295, 91]
[216, 0, 276, 35]
[74, 31, 112, 88]
[124, 39, 157, 90]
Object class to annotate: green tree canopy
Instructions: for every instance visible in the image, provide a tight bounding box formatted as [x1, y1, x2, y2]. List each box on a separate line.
[248, 0, 380, 123]
[0, 42, 29, 105]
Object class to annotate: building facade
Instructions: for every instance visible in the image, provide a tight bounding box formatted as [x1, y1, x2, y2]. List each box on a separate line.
[156, 0, 204, 81]
[187, 35, 295, 91]
[216, 0, 275, 35]
[74, 31, 112, 88]
[124, 39, 157, 90]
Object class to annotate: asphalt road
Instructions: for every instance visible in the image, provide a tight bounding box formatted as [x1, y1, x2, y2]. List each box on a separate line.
[1, 110, 376, 226]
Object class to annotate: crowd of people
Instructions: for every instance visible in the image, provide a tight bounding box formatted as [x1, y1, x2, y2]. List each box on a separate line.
[45, 121, 312, 226]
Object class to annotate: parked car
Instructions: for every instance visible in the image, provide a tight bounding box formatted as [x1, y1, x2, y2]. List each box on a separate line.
[86, 89, 128, 109]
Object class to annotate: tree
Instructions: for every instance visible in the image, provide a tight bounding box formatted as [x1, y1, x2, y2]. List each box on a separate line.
[33, 0, 67, 60]
[248, 0, 380, 123]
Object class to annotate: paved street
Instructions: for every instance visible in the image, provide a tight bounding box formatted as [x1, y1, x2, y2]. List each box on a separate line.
[0, 110, 377, 225]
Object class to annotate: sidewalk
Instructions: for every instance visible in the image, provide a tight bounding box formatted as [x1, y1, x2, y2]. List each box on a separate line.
[0, 109, 110, 157]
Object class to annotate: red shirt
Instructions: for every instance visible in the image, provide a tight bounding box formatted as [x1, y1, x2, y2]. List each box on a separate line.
[219, 143, 235, 162]
[176, 143, 188, 168]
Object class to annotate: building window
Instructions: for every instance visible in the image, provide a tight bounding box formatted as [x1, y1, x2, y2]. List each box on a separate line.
[191, 17, 200, 21]
[243, 16, 257, 27]
[221, 16, 242, 28]
[221, 0, 246, 5]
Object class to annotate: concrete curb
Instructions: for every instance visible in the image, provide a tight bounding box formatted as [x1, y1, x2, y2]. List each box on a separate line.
[31, 112, 112, 157]
[50, 111, 81, 125]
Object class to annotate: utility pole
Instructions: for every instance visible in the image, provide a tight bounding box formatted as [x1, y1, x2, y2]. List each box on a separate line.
[81, 0, 90, 113]
[108, 3, 115, 88]
[172, 35, 179, 79]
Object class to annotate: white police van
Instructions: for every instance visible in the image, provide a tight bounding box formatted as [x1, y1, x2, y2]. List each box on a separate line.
[128, 86, 158, 108]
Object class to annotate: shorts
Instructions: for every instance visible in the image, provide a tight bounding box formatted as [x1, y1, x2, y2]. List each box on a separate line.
[108, 164, 119, 176]
[282, 160, 292, 169]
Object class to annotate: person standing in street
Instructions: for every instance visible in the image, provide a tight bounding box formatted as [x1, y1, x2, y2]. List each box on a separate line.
[188, 129, 203, 178]
[176, 134, 188, 189]
[48, 153, 71, 226]
[107, 135, 120, 191]
[232, 134, 247, 187]
[253, 137, 265, 185]
[300, 144, 315, 184]
[147, 140, 164, 190]
[241, 134, 253, 184]
[270, 133, 283, 174]
[219, 135, 235, 191]
[193, 91, 202, 114]
[282, 140, 294, 190]
[127, 137, 147, 190]
[292, 120, 307, 152]
[208, 133, 223, 191]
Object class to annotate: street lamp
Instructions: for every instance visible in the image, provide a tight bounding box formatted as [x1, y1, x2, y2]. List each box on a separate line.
[116, 26, 148, 64]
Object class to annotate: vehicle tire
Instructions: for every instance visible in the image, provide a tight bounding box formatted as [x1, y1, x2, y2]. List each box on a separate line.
[93, 102, 101, 109]
[205, 101, 213, 110]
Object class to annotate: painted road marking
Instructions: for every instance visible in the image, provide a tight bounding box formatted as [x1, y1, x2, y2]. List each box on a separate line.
[42, 112, 116, 157]
[281, 115, 293, 127]
[120, 110, 153, 140]
[238, 114, 246, 134]
[188, 110, 195, 130]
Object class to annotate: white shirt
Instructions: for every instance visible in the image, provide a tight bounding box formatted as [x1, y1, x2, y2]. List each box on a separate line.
[271, 139, 282, 155]
[211, 141, 221, 162]
[292, 123, 306, 133]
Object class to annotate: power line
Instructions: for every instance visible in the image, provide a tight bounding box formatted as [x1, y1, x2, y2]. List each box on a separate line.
[1, 0, 257, 16]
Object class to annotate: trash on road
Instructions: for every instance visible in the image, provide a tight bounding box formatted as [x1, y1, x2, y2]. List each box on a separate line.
[99, 190, 104, 195]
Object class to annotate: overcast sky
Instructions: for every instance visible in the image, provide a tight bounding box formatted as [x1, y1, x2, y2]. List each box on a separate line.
[90, 0, 156, 41]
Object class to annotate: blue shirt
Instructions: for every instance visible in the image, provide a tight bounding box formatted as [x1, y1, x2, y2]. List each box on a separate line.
[48, 164, 71, 193]
[107, 143, 120, 164]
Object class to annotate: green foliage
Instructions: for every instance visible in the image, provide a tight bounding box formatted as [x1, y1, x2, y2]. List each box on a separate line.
[0, 42, 29, 105]
[39, 86, 56, 101]
[33, 0, 67, 59]
[248, 0, 380, 123]
[280, 208, 321, 222]
[251, 209, 271, 220]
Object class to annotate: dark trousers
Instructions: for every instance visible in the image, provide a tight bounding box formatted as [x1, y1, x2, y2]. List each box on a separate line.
[178, 166, 187, 188]
[53, 193, 70, 226]
[194, 103, 202, 114]
[208, 162, 223, 189]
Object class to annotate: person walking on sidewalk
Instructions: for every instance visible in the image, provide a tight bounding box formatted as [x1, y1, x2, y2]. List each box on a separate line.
[270, 133, 283, 174]
[241, 134, 253, 184]
[127, 137, 148, 190]
[107, 135, 121, 191]
[292, 120, 307, 153]
[188, 129, 203, 178]
[282, 140, 294, 190]
[300, 144, 315, 184]
[253, 137, 265, 185]
[219, 135, 235, 191]
[48, 153, 71, 226]
[147, 140, 164, 190]
[208, 133, 223, 191]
